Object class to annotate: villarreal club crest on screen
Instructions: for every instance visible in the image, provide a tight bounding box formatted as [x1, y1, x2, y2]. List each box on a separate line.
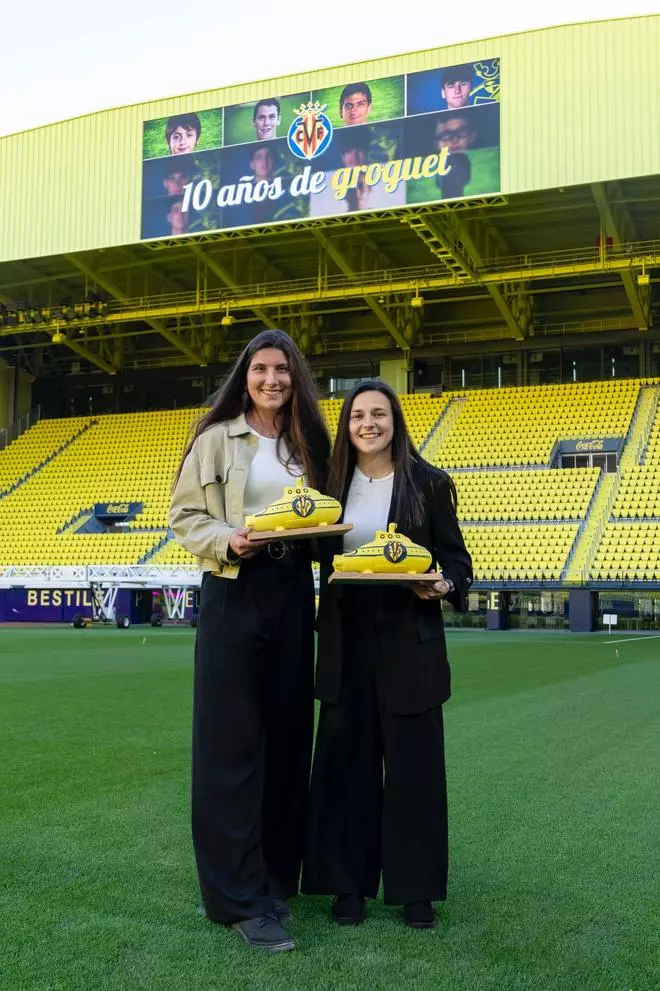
[287, 102, 333, 161]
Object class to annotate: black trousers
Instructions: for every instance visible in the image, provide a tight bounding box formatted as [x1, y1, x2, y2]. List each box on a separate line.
[192, 550, 315, 924]
[302, 598, 448, 905]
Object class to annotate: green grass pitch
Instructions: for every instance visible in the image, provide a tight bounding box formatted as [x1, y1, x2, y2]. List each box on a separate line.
[1, 627, 657, 990]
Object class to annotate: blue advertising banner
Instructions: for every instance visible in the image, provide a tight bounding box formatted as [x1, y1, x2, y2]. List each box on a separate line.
[0, 588, 197, 623]
[0, 588, 125, 623]
[141, 58, 500, 240]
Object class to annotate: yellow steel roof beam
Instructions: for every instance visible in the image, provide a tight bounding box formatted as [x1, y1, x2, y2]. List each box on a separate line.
[591, 182, 650, 331]
[188, 243, 277, 331]
[50, 331, 117, 375]
[429, 213, 532, 341]
[64, 254, 206, 366]
[314, 230, 407, 350]
[484, 286, 527, 341]
[4, 243, 658, 337]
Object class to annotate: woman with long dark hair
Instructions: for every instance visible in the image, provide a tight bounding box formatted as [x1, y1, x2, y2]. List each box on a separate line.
[170, 330, 330, 953]
[302, 380, 472, 929]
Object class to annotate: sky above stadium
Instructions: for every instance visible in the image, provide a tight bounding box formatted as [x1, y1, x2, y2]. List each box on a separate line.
[1, 0, 657, 137]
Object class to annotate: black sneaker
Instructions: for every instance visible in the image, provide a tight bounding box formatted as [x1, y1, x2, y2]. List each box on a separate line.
[331, 894, 366, 925]
[231, 914, 295, 952]
[403, 901, 436, 930]
[273, 898, 292, 922]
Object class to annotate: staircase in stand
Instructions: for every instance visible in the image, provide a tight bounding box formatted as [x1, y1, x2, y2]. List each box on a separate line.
[138, 531, 171, 564]
[421, 397, 468, 461]
[562, 383, 660, 582]
[562, 472, 617, 582]
[629, 385, 660, 467]
[0, 419, 98, 499]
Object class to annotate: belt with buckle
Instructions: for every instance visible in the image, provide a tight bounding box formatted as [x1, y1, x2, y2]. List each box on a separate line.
[266, 539, 303, 561]
[267, 540, 288, 561]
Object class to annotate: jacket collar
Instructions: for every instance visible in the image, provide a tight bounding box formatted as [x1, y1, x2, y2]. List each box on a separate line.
[227, 413, 252, 437]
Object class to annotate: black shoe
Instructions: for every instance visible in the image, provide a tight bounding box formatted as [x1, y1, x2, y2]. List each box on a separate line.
[231, 914, 295, 952]
[273, 898, 292, 922]
[404, 901, 436, 930]
[199, 900, 292, 923]
[332, 894, 366, 925]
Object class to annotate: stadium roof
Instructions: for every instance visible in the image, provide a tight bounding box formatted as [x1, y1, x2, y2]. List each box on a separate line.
[1, 15, 659, 376]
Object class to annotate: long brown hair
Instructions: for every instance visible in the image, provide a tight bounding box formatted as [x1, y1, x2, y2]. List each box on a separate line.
[175, 330, 330, 488]
[328, 380, 432, 531]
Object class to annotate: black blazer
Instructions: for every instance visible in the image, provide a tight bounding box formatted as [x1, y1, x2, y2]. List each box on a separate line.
[315, 458, 473, 716]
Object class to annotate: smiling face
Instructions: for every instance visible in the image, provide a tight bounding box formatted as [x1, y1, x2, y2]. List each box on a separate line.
[168, 125, 198, 155]
[253, 102, 280, 140]
[246, 347, 292, 415]
[348, 389, 394, 456]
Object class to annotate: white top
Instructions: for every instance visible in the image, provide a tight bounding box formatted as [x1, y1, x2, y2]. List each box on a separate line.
[243, 432, 303, 521]
[342, 466, 394, 552]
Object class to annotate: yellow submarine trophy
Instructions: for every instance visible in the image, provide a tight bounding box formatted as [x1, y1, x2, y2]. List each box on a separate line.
[333, 522, 433, 575]
[246, 477, 343, 533]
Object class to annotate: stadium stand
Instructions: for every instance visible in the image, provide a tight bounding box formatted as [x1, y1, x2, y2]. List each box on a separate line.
[453, 469, 600, 523]
[1, 379, 659, 583]
[452, 468, 600, 583]
[611, 390, 660, 520]
[0, 417, 93, 494]
[431, 380, 640, 468]
[462, 524, 578, 582]
[148, 537, 197, 568]
[399, 394, 452, 449]
[590, 523, 660, 582]
[0, 410, 199, 566]
[589, 384, 660, 581]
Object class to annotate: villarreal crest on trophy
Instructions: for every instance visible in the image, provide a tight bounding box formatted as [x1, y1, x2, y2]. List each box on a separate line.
[333, 523, 433, 574]
[245, 477, 343, 532]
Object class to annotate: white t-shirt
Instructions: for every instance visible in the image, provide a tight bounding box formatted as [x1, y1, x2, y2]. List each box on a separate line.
[343, 466, 394, 552]
[243, 432, 303, 521]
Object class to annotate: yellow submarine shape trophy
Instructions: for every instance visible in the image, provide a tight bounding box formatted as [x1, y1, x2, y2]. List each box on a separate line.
[333, 522, 433, 574]
[245, 477, 342, 532]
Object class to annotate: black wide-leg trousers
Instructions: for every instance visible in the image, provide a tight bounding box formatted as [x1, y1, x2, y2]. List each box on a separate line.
[303, 603, 448, 905]
[192, 552, 315, 924]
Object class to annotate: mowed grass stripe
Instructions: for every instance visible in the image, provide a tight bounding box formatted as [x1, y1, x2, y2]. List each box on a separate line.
[1, 628, 657, 991]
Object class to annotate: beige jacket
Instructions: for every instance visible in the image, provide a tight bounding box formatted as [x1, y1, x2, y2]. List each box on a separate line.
[169, 414, 259, 578]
